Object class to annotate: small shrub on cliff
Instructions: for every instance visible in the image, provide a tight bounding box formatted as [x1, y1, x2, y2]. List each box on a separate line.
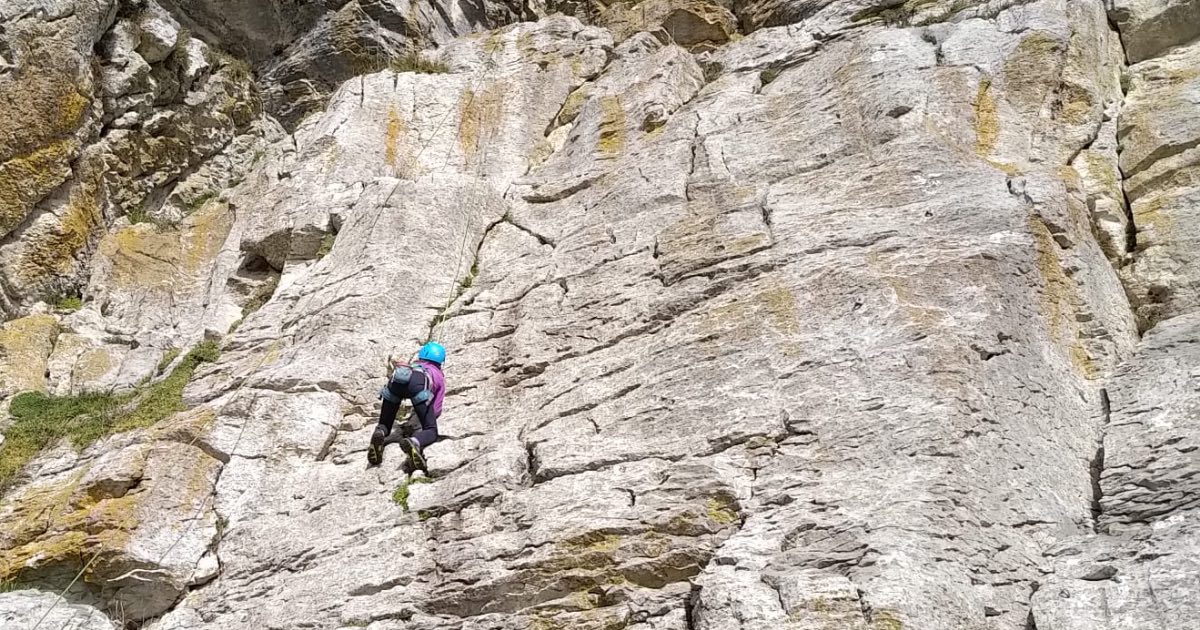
[54, 295, 82, 313]
[0, 341, 221, 494]
[390, 52, 448, 75]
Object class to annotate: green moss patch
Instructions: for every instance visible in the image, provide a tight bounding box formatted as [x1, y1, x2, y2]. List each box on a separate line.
[0, 341, 220, 493]
[54, 295, 82, 313]
[392, 476, 433, 511]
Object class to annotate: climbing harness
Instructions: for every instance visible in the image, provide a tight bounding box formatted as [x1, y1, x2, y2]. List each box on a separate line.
[379, 362, 434, 406]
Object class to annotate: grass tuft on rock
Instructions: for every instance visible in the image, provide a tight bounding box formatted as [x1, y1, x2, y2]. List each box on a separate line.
[0, 341, 221, 493]
[243, 276, 279, 316]
[54, 295, 82, 312]
[390, 52, 448, 75]
[317, 232, 336, 260]
[391, 476, 433, 511]
[156, 348, 181, 375]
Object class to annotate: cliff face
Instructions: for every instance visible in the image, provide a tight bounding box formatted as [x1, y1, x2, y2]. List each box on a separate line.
[1, 0, 1198, 629]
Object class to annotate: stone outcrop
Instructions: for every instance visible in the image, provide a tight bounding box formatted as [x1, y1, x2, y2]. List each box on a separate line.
[1, 590, 116, 630]
[0, 411, 223, 622]
[0, 0, 261, 322]
[1, 0, 1199, 628]
[1116, 38, 1200, 331]
[1032, 313, 1200, 629]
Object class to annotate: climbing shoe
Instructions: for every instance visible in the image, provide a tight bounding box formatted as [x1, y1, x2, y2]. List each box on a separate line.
[400, 437, 427, 473]
[367, 425, 388, 466]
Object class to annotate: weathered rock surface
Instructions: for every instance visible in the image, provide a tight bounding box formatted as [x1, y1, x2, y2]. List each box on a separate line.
[1109, 0, 1200, 63]
[0, 315, 59, 398]
[0, 0, 262, 320]
[1032, 312, 1200, 628]
[0, 589, 116, 630]
[1, 0, 1199, 628]
[156, 0, 536, 127]
[0, 417, 224, 621]
[1117, 37, 1200, 330]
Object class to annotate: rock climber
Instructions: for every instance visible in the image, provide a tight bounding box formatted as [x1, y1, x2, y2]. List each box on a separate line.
[367, 341, 446, 470]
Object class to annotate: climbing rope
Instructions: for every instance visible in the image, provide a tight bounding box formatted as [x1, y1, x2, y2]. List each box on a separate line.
[429, 70, 499, 342]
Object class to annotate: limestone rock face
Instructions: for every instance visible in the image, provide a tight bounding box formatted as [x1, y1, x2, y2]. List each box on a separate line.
[1109, 0, 1200, 63]
[0, 0, 115, 242]
[0, 315, 59, 398]
[0, 590, 116, 630]
[1116, 38, 1200, 330]
[156, 0, 535, 127]
[0, 420, 223, 622]
[0, 0, 262, 320]
[0, 0, 1199, 628]
[1032, 312, 1200, 629]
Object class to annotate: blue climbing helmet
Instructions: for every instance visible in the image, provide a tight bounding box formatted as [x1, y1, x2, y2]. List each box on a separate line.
[418, 341, 446, 365]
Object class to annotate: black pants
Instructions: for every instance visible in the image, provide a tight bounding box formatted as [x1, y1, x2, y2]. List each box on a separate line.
[377, 370, 439, 448]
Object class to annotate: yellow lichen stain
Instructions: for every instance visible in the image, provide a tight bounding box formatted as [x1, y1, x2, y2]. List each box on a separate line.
[872, 609, 905, 630]
[705, 496, 738, 524]
[1003, 32, 1065, 112]
[516, 31, 536, 57]
[1054, 82, 1095, 126]
[0, 467, 140, 585]
[59, 90, 91, 130]
[100, 199, 233, 290]
[385, 105, 405, 173]
[1082, 151, 1122, 203]
[1057, 164, 1084, 191]
[1030, 214, 1071, 343]
[0, 315, 60, 393]
[568, 591, 600, 610]
[1070, 342, 1100, 379]
[75, 347, 115, 384]
[563, 531, 622, 553]
[483, 32, 506, 56]
[151, 407, 218, 445]
[457, 84, 505, 163]
[1029, 215, 1096, 377]
[263, 340, 284, 366]
[0, 139, 76, 235]
[1132, 194, 1171, 242]
[973, 78, 999, 157]
[597, 96, 627, 157]
[17, 180, 102, 284]
[985, 159, 1023, 176]
[704, 285, 799, 341]
[556, 85, 591, 127]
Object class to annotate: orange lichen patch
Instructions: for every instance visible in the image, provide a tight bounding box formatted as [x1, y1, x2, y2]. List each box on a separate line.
[597, 96, 627, 157]
[458, 83, 506, 163]
[385, 105, 405, 172]
[973, 78, 999, 157]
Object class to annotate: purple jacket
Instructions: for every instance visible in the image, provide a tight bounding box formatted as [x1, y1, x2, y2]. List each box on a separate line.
[414, 360, 446, 418]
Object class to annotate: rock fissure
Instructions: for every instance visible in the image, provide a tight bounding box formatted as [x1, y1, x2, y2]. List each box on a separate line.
[1090, 387, 1110, 533]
